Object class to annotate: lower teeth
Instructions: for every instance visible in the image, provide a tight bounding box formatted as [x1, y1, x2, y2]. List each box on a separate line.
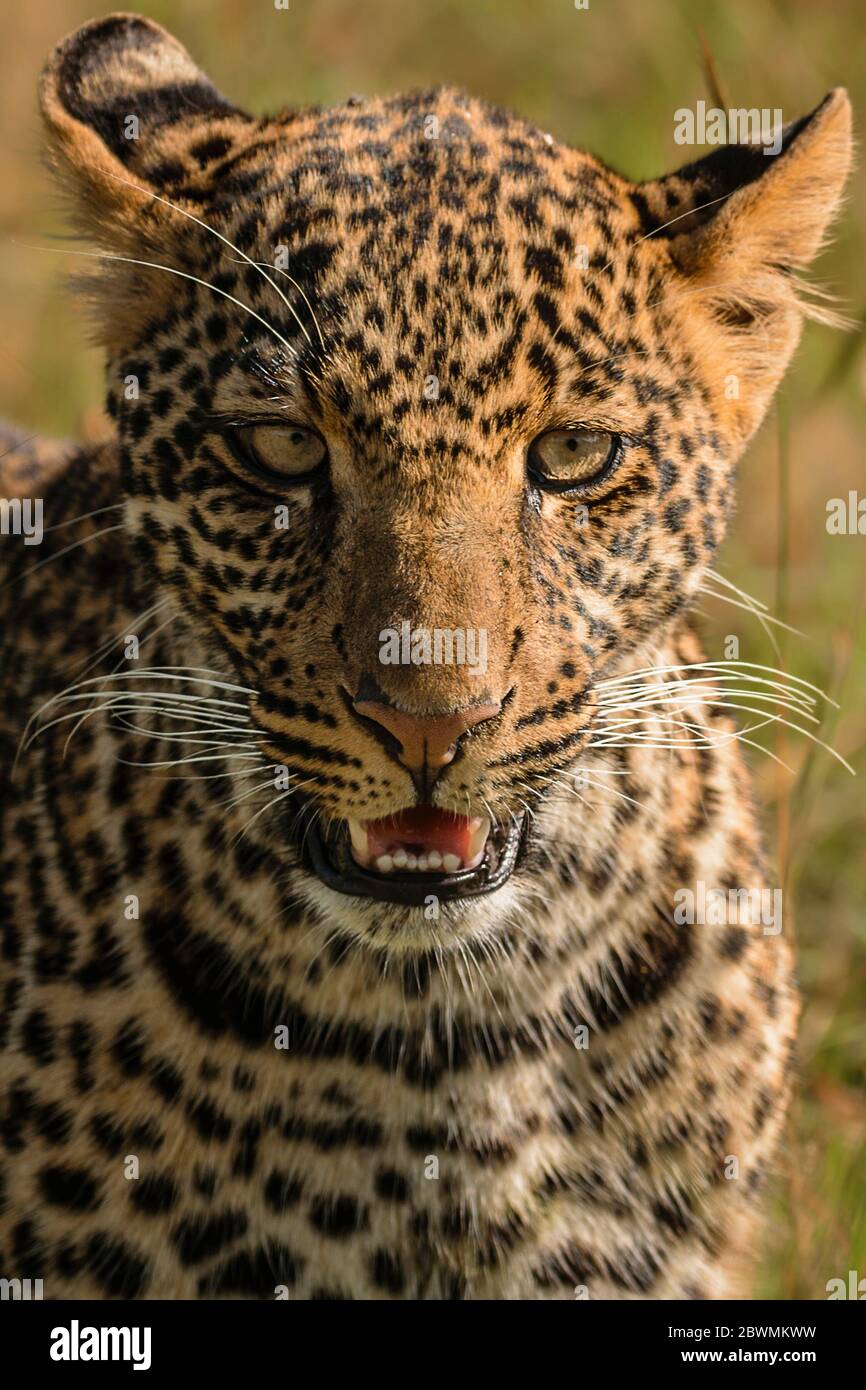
[373, 850, 473, 875]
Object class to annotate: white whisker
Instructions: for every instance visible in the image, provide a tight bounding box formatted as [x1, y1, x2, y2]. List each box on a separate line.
[101, 170, 323, 349]
[17, 240, 300, 361]
[1, 523, 125, 592]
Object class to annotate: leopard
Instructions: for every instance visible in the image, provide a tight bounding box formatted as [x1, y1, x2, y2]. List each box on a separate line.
[0, 13, 852, 1300]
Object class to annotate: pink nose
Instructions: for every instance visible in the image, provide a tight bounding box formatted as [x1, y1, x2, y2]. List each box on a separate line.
[352, 696, 502, 774]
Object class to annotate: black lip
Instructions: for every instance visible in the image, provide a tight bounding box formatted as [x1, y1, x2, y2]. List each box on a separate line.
[303, 813, 528, 905]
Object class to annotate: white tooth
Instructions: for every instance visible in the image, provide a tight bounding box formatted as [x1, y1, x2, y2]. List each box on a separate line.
[427, 851, 443, 870]
[416, 854, 429, 872]
[392, 849, 408, 869]
[465, 816, 491, 868]
[348, 817, 370, 859]
[442, 853, 462, 873]
[405, 853, 418, 870]
[376, 854, 394, 873]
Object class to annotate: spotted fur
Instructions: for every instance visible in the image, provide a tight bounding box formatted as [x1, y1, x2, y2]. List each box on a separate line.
[0, 14, 852, 1299]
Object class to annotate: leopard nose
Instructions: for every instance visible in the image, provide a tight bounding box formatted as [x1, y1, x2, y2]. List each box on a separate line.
[350, 686, 502, 775]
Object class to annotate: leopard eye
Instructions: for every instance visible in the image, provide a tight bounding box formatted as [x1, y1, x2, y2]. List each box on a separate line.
[235, 423, 328, 481]
[528, 428, 618, 490]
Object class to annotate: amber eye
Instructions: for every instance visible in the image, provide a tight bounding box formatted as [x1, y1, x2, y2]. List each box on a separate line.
[528, 428, 618, 490]
[234, 423, 328, 481]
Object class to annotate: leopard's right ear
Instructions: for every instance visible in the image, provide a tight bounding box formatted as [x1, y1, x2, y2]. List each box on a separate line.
[39, 12, 247, 248]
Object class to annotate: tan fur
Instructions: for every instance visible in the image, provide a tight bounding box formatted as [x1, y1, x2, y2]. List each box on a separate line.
[0, 14, 850, 1299]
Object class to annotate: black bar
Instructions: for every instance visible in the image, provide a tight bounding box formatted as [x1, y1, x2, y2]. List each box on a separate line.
[2, 1296, 860, 1375]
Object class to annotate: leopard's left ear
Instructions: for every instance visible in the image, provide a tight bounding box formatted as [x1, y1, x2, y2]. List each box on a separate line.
[638, 89, 852, 290]
[634, 90, 853, 430]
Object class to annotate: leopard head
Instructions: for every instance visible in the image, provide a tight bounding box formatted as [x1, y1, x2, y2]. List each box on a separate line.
[40, 14, 851, 942]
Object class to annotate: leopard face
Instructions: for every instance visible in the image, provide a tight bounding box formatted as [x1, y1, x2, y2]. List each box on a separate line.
[40, 14, 850, 948]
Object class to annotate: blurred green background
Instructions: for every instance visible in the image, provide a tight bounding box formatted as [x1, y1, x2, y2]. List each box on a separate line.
[1, 0, 863, 1299]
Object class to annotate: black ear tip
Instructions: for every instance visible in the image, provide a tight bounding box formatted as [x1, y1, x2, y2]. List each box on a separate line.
[70, 12, 161, 40]
[779, 88, 852, 159]
[48, 11, 173, 66]
[43, 12, 185, 106]
[810, 87, 851, 128]
[40, 10, 240, 182]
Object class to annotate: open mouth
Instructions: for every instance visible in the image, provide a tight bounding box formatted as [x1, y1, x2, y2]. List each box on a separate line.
[304, 805, 527, 904]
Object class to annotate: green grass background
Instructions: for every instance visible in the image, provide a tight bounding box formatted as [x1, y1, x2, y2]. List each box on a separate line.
[1, 0, 863, 1299]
